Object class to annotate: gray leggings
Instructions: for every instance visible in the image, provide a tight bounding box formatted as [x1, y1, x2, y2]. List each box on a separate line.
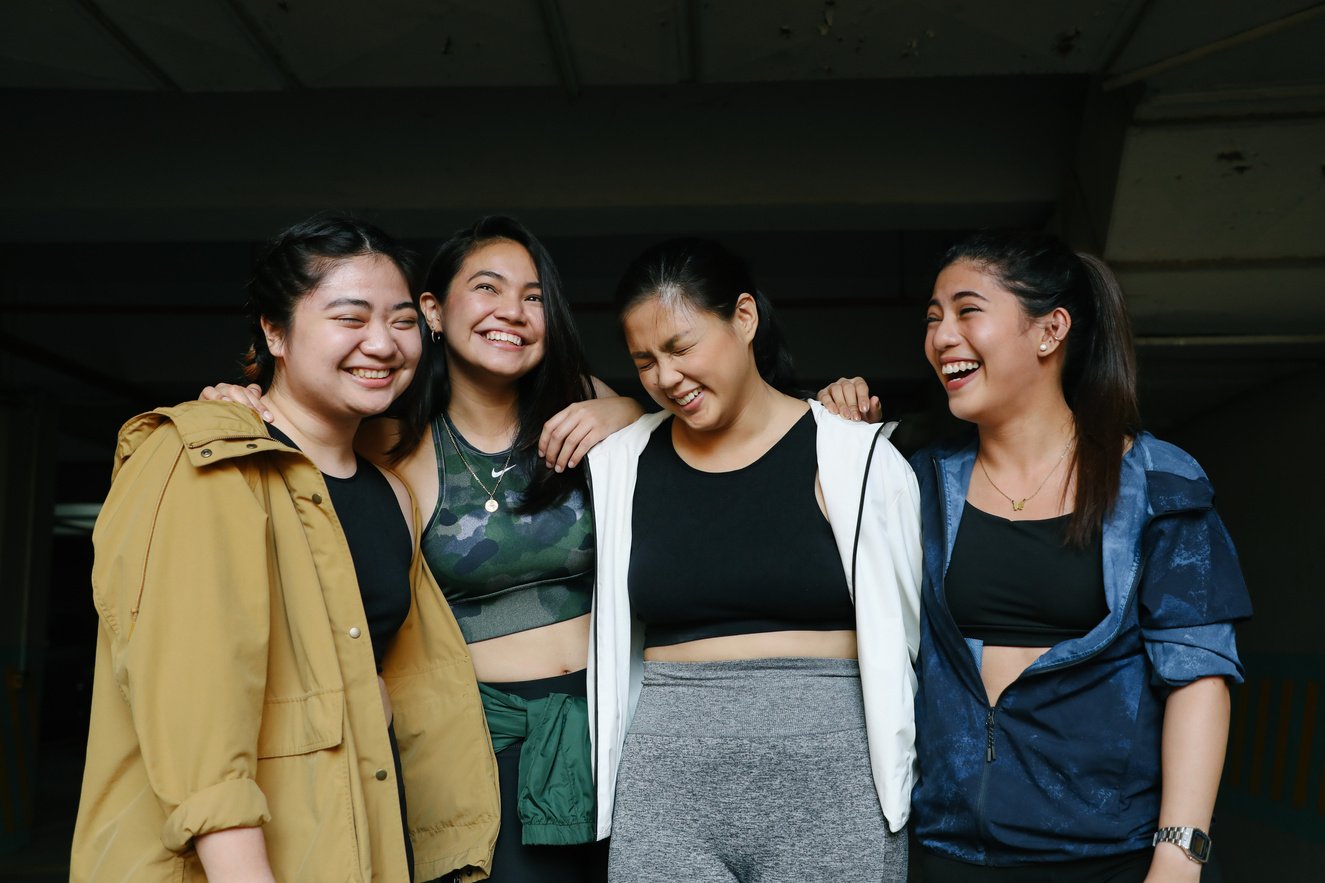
[607, 657, 907, 883]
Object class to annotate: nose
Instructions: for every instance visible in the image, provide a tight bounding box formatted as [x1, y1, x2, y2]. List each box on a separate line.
[654, 357, 683, 391]
[360, 318, 397, 356]
[492, 291, 528, 323]
[928, 313, 960, 352]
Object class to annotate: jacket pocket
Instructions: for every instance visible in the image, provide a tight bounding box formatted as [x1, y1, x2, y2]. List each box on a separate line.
[256, 689, 344, 758]
[254, 689, 362, 879]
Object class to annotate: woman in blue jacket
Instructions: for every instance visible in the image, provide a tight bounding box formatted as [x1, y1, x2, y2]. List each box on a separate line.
[821, 230, 1251, 882]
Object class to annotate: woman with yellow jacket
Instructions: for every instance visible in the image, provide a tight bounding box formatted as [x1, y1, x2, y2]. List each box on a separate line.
[71, 216, 500, 882]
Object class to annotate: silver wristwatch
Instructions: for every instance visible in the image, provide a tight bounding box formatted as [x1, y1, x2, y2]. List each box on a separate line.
[1152, 826, 1212, 863]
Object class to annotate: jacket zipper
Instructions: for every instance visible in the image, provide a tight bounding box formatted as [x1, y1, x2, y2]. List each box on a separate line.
[931, 451, 1147, 862]
[933, 455, 1001, 856]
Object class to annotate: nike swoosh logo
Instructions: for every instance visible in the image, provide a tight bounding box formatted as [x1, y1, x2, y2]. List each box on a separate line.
[491, 464, 517, 479]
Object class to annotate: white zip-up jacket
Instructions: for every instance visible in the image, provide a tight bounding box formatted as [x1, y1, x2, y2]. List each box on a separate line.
[585, 400, 923, 838]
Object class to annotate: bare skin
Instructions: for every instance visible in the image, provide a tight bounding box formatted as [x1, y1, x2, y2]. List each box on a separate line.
[819, 258, 1231, 880]
[356, 374, 636, 682]
[624, 293, 856, 665]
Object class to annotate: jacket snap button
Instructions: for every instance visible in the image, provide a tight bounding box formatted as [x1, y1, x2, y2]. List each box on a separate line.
[200, 449, 212, 458]
[348, 627, 361, 638]
[311, 493, 323, 505]
[375, 769, 388, 781]
[246, 443, 258, 449]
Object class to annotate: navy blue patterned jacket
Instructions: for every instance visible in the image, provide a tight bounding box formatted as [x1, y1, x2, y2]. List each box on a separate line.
[909, 432, 1252, 865]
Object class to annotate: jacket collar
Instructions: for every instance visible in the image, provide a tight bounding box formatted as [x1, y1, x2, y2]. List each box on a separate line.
[921, 431, 1208, 672]
[115, 400, 292, 477]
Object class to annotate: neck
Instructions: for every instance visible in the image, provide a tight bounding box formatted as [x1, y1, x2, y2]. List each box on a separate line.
[446, 364, 521, 451]
[264, 384, 360, 478]
[976, 398, 1076, 471]
[673, 379, 790, 456]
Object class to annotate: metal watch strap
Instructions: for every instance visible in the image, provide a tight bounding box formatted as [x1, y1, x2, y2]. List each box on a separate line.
[1152, 826, 1212, 863]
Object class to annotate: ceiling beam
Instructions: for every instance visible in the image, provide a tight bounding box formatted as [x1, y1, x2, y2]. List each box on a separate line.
[1104, 3, 1325, 92]
[1097, 0, 1154, 75]
[215, 0, 304, 90]
[72, 0, 181, 92]
[538, 0, 580, 98]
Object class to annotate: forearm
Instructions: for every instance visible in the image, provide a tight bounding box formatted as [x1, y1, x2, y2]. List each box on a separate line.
[1146, 675, 1231, 880]
[195, 826, 278, 883]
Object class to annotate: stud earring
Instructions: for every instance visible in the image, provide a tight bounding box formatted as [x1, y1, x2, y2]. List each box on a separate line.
[1039, 343, 1049, 352]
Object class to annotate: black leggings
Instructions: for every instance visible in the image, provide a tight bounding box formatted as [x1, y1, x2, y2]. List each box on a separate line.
[920, 849, 1151, 883]
[487, 669, 608, 883]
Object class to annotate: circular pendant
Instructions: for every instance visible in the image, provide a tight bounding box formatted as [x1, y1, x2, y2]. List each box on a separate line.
[484, 498, 499, 513]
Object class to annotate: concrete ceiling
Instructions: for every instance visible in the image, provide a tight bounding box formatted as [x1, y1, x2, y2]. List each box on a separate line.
[2, 0, 1323, 461]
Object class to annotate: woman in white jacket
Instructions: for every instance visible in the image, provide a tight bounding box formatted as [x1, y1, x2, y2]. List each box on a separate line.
[585, 238, 922, 882]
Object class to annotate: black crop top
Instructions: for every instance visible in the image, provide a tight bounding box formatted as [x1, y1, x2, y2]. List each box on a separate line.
[944, 503, 1106, 647]
[270, 426, 412, 668]
[628, 411, 855, 649]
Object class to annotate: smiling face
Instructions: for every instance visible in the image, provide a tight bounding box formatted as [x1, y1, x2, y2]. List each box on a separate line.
[622, 291, 761, 434]
[265, 254, 421, 424]
[421, 238, 547, 388]
[925, 259, 1066, 426]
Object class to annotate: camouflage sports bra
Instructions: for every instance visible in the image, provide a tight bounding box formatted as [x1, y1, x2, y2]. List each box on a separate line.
[420, 415, 595, 644]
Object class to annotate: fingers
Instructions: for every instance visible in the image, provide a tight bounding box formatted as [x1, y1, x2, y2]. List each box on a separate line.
[538, 407, 572, 464]
[200, 382, 272, 422]
[866, 395, 884, 424]
[551, 421, 596, 472]
[816, 377, 874, 421]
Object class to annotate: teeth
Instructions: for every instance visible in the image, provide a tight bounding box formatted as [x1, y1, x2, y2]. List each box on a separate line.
[942, 361, 981, 375]
[350, 368, 390, 379]
[485, 331, 523, 345]
[675, 388, 702, 405]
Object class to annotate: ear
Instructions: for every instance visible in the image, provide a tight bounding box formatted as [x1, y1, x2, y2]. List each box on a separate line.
[732, 292, 760, 345]
[419, 292, 443, 335]
[260, 316, 286, 358]
[1037, 307, 1072, 357]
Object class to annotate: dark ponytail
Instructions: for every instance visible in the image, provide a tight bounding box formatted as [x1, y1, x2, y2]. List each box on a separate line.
[244, 214, 415, 389]
[613, 238, 797, 395]
[941, 231, 1141, 546]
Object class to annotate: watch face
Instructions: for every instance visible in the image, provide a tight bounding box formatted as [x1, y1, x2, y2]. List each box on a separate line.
[1189, 829, 1211, 861]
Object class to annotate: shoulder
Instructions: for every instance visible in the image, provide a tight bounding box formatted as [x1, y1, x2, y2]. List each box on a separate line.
[589, 411, 669, 464]
[113, 401, 271, 477]
[808, 401, 914, 495]
[1129, 432, 1208, 481]
[1128, 433, 1217, 515]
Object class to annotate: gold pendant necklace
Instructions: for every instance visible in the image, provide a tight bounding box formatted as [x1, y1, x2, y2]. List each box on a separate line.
[442, 416, 515, 513]
[978, 437, 1073, 512]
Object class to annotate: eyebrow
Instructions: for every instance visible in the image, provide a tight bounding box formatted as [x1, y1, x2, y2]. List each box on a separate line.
[322, 298, 417, 312]
[630, 333, 689, 360]
[467, 269, 541, 288]
[927, 289, 989, 309]
[323, 297, 370, 309]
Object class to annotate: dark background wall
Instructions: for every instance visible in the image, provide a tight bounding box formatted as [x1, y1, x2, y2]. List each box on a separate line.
[2, 0, 1323, 878]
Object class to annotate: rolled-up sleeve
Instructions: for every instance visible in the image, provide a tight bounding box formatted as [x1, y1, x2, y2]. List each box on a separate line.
[1138, 501, 1252, 688]
[93, 435, 274, 852]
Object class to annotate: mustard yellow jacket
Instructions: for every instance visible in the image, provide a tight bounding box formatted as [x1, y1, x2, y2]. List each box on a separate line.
[71, 402, 500, 882]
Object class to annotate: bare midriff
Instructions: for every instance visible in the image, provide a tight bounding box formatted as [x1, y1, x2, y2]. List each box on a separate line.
[643, 629, 858, 663]
[982, 645, 1051, 706]
[468, 613, 592, 683]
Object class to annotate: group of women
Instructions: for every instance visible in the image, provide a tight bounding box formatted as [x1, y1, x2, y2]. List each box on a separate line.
[71, 212, 1251, 883]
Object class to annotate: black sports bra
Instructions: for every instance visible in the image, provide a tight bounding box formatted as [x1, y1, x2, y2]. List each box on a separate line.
[628, 411, 855, 649]
[944, 503, 1106, 647]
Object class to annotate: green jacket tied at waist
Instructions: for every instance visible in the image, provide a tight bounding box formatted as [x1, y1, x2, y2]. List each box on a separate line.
[478, 684, 596, 846]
